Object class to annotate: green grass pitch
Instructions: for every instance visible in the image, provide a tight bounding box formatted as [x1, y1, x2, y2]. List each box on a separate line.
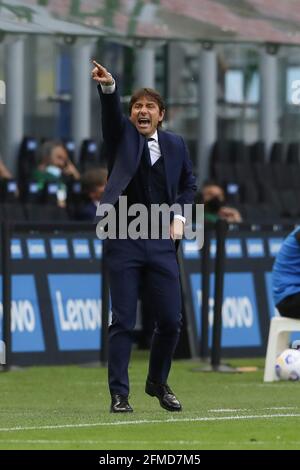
[0, 352, 300, 450]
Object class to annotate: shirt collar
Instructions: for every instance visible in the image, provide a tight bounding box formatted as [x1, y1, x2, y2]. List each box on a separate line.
[148, 130, 158, 142]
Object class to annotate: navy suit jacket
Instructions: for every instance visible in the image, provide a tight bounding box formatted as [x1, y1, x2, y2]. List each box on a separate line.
[77, 201, 97, 221]
[97, 85, 197, 217]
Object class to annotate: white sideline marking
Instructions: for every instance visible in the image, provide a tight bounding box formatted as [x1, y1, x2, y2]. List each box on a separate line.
[264, 407, 297, 410]
[208, 407, 297, 413]
[208, 409, 248, 412]
[0, 413, 300, 433]
[0, 439, 203, 445]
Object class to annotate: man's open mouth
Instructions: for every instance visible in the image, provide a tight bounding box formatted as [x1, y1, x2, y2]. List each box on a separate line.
[138, 118, 151, 126]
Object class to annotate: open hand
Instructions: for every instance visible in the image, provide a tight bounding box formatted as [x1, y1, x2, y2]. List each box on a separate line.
[218, 206, 242, 223]
[63, 160, 80, 180]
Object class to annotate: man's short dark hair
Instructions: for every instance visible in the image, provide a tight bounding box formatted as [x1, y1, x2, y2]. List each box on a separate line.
[202, 180, 224, 190]
[129, 88, 165, 126]
[81, 168, 107, 194]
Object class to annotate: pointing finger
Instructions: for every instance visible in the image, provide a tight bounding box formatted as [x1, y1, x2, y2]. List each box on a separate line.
[92, 60, 105, 72]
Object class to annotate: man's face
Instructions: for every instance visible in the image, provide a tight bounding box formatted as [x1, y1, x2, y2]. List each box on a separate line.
[202, 185, 225, 203]
[90, 184, 106, 202]
[50, 146, 68, 169]
[130, 96, 165, 137]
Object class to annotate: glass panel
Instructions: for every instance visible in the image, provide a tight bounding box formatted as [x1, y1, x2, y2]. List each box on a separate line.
[286, 66, 300, 105]
[225, 70, 244, 103]
[246, 71, 259, 104]
[31, 36, 56, 140]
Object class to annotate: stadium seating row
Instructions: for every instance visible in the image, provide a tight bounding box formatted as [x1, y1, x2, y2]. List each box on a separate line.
[17, 136, 104, 189]
[208, 140, 300, 222]
[10, 136, 300, 223]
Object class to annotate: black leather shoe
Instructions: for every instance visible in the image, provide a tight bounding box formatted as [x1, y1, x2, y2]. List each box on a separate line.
[145, 379, 182, 412]
[110, 394, 133, 413]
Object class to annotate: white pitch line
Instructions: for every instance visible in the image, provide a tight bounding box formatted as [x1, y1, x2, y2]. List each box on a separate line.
[4, 438, 300, 447]
[0, 439, 203, 445]
[208, 409, 249, 412]
[0, 413, 300, 433]
[263, 407, 297, 410]
[208, 407, 298, 413]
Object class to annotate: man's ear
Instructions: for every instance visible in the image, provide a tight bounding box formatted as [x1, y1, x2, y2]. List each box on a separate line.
[159, 110, 165, 123]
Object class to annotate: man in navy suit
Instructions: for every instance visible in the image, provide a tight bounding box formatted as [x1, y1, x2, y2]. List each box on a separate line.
[92, 60, 197, 413]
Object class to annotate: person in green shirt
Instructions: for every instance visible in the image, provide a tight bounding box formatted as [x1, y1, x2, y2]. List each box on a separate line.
[32, 140, 80, 207]
[201, 180, 242, 223]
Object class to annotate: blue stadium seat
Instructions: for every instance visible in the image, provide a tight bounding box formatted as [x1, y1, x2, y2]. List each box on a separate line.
[270, 142, 285, 163]
[17, 136, 38, 190]
[286, 142, 300, 164]
[79, 139, 100, 172]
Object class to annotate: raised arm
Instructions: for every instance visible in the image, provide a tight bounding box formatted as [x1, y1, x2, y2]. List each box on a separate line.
[91, 60, 124, 143]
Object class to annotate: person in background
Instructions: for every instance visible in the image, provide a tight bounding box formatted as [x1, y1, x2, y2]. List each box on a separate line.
[0, 155, 18, 199]
[201, 180, 242, 223]
[33, 140, 80, 186]
[0, 158, 12, 179]
[77, 167, 107, 221]
[272, 227, 300, 319]
[32, 140, 80, 207]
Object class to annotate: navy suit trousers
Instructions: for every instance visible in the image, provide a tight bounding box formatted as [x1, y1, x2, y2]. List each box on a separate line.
[104, 238, 182, 396]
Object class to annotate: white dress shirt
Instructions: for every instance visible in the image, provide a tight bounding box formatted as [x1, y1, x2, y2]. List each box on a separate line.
[147, 131, 161, 166]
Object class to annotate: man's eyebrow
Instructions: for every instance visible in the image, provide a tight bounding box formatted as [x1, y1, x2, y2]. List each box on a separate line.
[134, 100, 156, 105]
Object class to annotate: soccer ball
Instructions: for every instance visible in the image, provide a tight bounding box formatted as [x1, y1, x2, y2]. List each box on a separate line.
[275, 348, 300, 381]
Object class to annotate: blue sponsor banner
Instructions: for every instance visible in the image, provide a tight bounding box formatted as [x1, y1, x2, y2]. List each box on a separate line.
[50, 239, 69, 259]
[11, 239, 23, 259]
[0, 275, 45, 352]
[264, 272, 278, 318]
[93, 239, 102, 259]
[182, 239, 216, 259]
[27, 239, 46, 259]
[210, 239, 216, 258]
[72, 239, 90, 259]
[182, 240, 200, 259]
[48, 274, 101, 350]
[225, 238, 243, 258]
[190, 272, 261, 347]
[268, 238, 284, 257]
[246, 238, 265, 258]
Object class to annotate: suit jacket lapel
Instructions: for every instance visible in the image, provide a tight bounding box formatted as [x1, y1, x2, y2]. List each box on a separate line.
[137, 132, 145, 167]
[158, 130, 172, 203]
